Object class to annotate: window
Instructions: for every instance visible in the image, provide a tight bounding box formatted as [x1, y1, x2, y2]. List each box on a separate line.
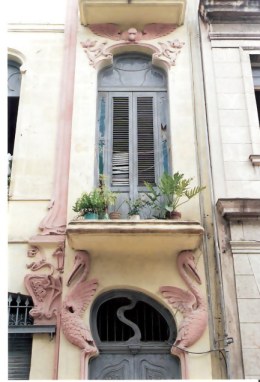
[8, 60, 21, 177]
[8, 293, 33, 380]
[97, 53, 170, 210]
[251, 55, 260, 126]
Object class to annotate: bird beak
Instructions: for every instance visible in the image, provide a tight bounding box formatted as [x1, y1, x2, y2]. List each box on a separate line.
[67, 259, 85, 286]
[187, 261, 201, 284]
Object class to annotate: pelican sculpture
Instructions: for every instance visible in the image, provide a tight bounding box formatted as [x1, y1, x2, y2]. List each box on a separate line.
[61, 250, 98, 379]
[160, 250, 208, 351]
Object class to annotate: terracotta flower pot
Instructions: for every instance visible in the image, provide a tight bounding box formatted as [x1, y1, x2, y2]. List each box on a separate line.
[109, 212, 121, 220]
[166, 210, 182, 220]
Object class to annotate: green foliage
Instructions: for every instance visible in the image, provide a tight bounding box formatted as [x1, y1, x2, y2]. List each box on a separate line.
[126, 196, 148, 216]
[72, 176, 118, 216]
[72, 188, 106, 215]
[144, 172, 206, 218]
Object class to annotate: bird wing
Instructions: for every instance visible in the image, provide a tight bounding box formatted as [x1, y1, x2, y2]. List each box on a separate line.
[64, 278, 98, 317]
[160, 286, 196, 314]
[141, 23, 177, 40]
[88, 24, 122, 40]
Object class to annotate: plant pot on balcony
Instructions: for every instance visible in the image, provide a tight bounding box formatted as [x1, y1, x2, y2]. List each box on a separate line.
[129, 214, 141, 221]
[109, 212, 121, 220]
[84, 212, 99, 220]
[166, 210, 182, 220]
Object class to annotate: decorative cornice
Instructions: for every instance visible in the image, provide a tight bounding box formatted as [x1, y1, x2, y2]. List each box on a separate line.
[199, 0, 260, 24]
[230, 240, 260, 254]
[216, 198, 260, 220]
[8, 24, 65, 33]
[209, 32, 260, 41]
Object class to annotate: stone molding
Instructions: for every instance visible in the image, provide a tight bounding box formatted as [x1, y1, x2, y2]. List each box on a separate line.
[249, 154, 260, 166]
[8, 24, 65, 33]
[216, 199, 260, 220]
[209, 32, 260, 41]
[199, 0, 260, 24]
[230, 240, 260, 254]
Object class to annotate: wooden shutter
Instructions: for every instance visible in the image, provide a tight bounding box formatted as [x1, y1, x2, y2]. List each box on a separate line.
[8, 333, 32, 380]
[112, 97, 130, 186]
[136, 96, 155, 186]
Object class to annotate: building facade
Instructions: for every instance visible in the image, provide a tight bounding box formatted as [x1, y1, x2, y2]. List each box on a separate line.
[8, 0, 260, 379]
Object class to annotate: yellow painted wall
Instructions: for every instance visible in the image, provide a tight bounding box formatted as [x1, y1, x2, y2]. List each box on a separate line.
[8, 0, 215, 379]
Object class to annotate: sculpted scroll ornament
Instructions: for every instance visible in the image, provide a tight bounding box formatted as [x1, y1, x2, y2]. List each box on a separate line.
[160, 251, 208, 351]
[24, 246, 62, 325]
[61, 251, 99, 379]
[82, 23, 184, 68]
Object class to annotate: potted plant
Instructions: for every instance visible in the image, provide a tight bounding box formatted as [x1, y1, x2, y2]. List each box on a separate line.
[72, 188, 106, 219]
[126, 196, 148, 220]
[98, 175, 117, 219]
[109, 198, 125, 219]
[144, 172, 205, 219]
[72, 176, 118, 220]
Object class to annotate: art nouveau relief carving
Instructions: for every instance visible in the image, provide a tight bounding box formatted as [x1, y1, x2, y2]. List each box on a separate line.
[61, 250, 99, 379]
[24, 246, 63, 325]
[82, 23, 184, 68]
[160, 250, 208, 378]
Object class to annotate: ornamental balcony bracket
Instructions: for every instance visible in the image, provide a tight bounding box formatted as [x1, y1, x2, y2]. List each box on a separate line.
[79, 0, 186, 28]
[66, 220, 204, 257]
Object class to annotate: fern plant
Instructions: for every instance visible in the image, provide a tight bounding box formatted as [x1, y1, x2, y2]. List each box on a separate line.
[144, 172, 205, 218]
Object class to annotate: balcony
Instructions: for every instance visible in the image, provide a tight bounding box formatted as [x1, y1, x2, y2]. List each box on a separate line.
[79, 0, 186, 27]
[67, 219, 204, 257]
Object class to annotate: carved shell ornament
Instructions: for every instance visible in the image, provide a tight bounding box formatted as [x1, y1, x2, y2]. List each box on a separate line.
[82, 23, 185, 68]
[88, 23, 177, 42]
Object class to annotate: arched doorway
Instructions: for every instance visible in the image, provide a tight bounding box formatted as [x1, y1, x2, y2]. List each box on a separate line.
[89, 290, 181, 379]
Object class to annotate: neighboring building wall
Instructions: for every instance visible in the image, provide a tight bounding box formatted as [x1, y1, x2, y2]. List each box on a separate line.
[199, 1, 260, 378]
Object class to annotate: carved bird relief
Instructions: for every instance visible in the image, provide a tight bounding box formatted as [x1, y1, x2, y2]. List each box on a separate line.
[160, 250, 208, 351]
[61, 251, 98, 378]
[89, 23, 177, 42]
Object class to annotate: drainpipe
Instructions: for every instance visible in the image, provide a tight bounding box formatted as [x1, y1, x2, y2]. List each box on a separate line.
[197, 14, 231, 378]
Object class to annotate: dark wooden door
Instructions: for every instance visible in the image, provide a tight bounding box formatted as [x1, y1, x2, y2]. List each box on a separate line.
[89, 352, 180, 380]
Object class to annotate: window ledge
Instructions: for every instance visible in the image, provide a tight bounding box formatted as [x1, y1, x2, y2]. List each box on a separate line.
[249, 154, 260, 166]
[67, 219, 204, 256]
[8, 325, 56, 334]
[216, 198, 260, 221]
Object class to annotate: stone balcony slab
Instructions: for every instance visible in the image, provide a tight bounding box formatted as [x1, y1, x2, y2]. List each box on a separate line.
[67, 219, 204, 256]
[79, 0, 186, 27]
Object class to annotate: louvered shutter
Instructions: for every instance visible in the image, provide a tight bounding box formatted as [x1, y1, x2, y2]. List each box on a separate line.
[136, 96, 155, 186]
[112, 97, 130, 186]
[8, 333, 32, 380]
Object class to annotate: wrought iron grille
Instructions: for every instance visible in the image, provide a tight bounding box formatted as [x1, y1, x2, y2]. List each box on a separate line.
[8, 293, 34, 327]
[97, 297, 170, 342]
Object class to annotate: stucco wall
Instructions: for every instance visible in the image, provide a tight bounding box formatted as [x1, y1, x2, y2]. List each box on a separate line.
[7, 0, 218, 380]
